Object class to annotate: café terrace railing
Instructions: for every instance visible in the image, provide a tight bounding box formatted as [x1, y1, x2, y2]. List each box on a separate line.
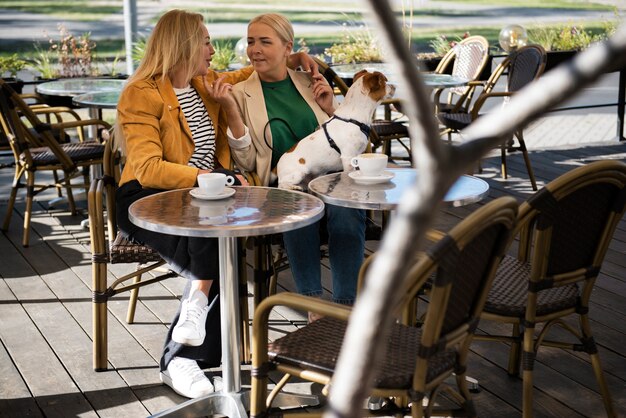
[325, 1, 626, 417]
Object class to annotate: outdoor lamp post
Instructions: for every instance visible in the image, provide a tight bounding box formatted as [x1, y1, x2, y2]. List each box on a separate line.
[499, 24, 528, 52]
[235, 37, 250, 66]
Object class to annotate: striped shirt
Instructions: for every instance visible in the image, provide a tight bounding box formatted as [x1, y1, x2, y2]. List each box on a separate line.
[174, 85, 216, 170]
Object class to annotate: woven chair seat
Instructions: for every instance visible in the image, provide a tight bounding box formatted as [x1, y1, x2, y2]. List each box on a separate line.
[371, 120, 409, 137]
[268, 316, 456, 389]
[23, 141, 104, 166]
[438, 112, 472, 131]
[484, 255, 579, 317]
[109, 233, 162, 264]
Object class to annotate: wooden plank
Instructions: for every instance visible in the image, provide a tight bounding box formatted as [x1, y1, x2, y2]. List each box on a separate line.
[0, 337, 43, 418]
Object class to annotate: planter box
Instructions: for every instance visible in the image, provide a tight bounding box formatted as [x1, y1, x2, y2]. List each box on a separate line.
[2, 77, 24, 94]
[544, 50, 578, 73]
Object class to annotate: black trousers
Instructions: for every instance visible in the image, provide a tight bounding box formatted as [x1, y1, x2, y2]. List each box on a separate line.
[116, 180, 223, 370]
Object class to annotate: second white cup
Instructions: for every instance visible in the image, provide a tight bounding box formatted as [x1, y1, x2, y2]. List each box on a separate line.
[350, 153, 388, 177]
[197, 172, 235, 196]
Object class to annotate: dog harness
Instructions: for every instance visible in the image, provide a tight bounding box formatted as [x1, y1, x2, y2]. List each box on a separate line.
[321, 115, 371, 155]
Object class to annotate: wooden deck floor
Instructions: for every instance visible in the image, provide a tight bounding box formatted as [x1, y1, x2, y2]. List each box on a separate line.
[0, 141, 625, 417]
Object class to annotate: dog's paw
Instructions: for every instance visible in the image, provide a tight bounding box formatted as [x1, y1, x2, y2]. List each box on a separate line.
[278, 183, 304, 192]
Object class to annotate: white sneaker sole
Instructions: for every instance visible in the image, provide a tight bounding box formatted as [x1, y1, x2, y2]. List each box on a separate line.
[171, 329, 205, 346]
[160, 371, 214, 399]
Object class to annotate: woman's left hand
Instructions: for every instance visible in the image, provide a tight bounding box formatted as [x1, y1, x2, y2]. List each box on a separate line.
[312, 74, 335, 116]
[288, 52, 320, 77]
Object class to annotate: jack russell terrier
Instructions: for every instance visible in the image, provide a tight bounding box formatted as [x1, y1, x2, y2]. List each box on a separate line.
[276, 70, 395, 190]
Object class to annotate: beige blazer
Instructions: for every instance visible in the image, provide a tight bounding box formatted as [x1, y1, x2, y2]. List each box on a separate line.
[229, 68, 334, 186]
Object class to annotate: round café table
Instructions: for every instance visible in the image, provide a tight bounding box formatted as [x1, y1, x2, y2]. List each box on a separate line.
[308, 168, 489, 211]
[72, 90, 121, 110]
[36, 78, 125, 97]
[128, 186, 324, 418]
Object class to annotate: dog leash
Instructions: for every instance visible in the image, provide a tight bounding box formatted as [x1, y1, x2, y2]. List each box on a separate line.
[322, 115, 371, 155]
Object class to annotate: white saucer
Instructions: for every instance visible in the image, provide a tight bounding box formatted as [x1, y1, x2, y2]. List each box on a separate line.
[190, 187, 236, 200]
[348, 170, 395, 185]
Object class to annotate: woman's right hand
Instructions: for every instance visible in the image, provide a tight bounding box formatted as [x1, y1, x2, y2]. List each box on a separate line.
[204, 76, 237, 109]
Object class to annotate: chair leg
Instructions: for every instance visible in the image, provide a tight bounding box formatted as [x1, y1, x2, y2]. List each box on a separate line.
[22, 172, 35, 247]
[63, 170, 78, 216]
[238, 238, 251, 363]
[507, 323, 522, 376]
[53, 170, 63, 197]
[93, 259, 109, 371]
[580, 313, 616, 417]
[516, 131, 537, 191]
[521, 324, 536, 418]
[2, 165, 22, 232]
[126, 270, 143, 324]
[500, 144, 508, 179]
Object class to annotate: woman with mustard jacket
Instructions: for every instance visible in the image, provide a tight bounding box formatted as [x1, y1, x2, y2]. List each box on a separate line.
[115, 9, 317, 399]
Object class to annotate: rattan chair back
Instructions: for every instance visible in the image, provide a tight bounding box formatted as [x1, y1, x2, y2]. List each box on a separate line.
[480, 160, 626, 418]
[434, 35, 491, 113]
[250, 196, 518, 417]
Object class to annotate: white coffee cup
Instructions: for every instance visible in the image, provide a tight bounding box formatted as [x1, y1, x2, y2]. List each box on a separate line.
[350, 153, 388, 177]
[197, 172, 235, 196]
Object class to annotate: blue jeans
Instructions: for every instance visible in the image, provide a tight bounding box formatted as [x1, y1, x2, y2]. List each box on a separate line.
[282, 204, 366, 305]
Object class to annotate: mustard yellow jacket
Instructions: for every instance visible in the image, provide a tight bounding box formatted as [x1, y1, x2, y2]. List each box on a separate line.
[117, 67, 253, 189]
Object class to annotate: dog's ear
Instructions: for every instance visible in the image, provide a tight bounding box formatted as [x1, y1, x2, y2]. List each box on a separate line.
[363, 71, 387, 92]
[352, 70, 368, 82]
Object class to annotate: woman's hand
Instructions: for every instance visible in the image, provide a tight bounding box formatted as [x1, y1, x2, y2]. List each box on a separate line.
[288, 52, 319, 77]
[312, 73, 335, 116]
[204, 76, 237, 110]
[205, 76, 246, 138]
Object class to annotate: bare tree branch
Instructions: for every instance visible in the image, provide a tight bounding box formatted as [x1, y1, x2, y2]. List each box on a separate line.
[324, 1, 626, 417]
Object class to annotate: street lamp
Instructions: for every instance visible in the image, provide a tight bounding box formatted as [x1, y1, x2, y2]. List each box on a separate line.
[499, 24, 528, 52]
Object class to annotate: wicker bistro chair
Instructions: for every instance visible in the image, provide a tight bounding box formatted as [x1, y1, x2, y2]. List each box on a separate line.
[432, 35, 491, 115]
[250, 196, 519, 418]
[476, 160, 626, 418]
[87, 138, 177, 371]
[438, 44, 547, 191]
[0, 79, 109, 247]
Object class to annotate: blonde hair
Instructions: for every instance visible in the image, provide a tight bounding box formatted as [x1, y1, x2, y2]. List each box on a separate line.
[129, 9, 205, 84]
[249, 13, 294, 47]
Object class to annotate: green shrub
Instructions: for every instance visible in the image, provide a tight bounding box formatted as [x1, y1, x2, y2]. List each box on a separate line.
[323, 22, 382, 64]
[0, 54, 27, 78]
[211, 40, 236, 71]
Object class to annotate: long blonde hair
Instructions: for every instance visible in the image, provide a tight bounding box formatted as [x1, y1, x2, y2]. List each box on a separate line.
[129, 9, 205, 84]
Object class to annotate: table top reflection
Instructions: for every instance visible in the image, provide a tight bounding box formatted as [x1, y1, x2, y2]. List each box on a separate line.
[128, 186, 325, 238]
[331, 63, 468, 88]
[36, 78, 126, 97]
[72, 90, 121, 109]
[308, 168, 489, 210]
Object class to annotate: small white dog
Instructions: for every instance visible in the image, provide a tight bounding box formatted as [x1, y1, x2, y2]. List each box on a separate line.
[276, 70, 395, 190]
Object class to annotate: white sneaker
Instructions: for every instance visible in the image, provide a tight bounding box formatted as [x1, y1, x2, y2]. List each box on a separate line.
[172, 289, 209, 346]
[160, 357, 215, 398]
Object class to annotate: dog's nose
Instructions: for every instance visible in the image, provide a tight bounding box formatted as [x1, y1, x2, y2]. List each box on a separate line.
[388, 84, 396, 97]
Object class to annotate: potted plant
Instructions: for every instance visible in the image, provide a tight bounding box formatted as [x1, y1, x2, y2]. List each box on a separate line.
[528, 20, 617, 72]
[0, 53, 27, 93]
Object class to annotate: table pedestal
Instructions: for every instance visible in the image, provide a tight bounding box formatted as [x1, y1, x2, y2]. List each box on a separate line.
[149, 237, 320, 417]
